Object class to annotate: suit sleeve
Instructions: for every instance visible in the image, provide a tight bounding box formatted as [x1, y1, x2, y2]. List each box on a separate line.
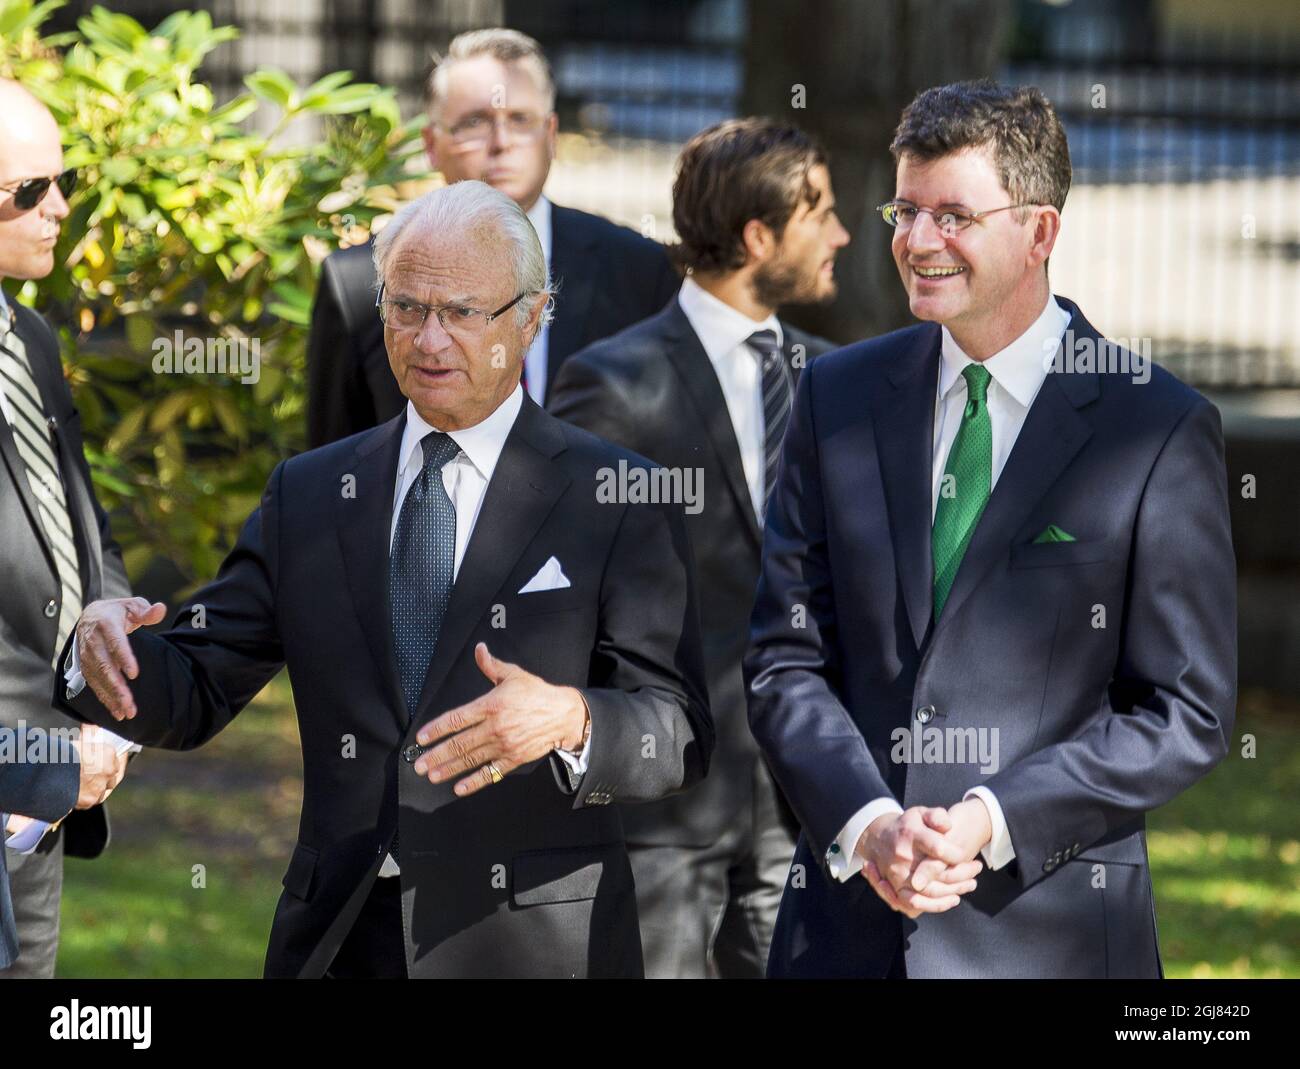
[743, 360, 894, 865]
[0, 732, 78, 823]
[563, 492, 713, 807]
[984, 398, 1237, 890]
[546, 352, 635, 448]
[306, 259, 368, 450]
[54, 464, 287, 750]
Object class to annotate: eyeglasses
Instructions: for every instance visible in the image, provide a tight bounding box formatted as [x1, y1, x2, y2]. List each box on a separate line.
[0, 168, 77, 212]
[876, 200, 1037, 236]
[441, 111, 549, 148]
[375, 284, 529, 334]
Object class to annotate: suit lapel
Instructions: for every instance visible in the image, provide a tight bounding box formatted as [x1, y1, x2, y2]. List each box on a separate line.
[930, 305, 1100, 637]
[0, 322, 63, 586]
[410, 399, 571, 726]
[661, 300, 762, 550]
[337, 413, 407, 730]
[51, 418, 103, 599]
[872, 326, 942, 651]
[546, 205, 598, 390]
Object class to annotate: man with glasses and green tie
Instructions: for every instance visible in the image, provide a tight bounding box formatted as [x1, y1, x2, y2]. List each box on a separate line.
[744, 80, 1236, 978]
[0, 78, 133, 978]
[305, 27, 680, 449]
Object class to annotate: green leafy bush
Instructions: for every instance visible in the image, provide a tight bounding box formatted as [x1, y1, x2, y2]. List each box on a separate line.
[0, 0, 428, 585]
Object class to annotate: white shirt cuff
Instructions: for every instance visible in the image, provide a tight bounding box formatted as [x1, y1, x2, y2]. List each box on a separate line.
[828, 797, 904, 881]
[553, 709, 592, 776]
[64, 634, 86, 698]
[963, 786, 1015, 870]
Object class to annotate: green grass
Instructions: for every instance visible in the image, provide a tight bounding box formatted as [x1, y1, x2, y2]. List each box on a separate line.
[55, 678, 1300, 977]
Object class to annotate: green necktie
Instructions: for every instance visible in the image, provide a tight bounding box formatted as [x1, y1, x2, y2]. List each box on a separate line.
[932, 363, 992, 619]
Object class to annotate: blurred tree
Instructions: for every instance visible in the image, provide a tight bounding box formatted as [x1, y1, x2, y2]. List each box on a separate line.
[0, 0, 428, 587]
[742, 0, 1013, 345]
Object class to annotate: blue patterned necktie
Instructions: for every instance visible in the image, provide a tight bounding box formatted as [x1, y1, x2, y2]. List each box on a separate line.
[390, 430, 461, 719]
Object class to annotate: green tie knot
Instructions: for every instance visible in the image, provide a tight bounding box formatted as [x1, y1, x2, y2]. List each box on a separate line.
[962, 363, 991, 407]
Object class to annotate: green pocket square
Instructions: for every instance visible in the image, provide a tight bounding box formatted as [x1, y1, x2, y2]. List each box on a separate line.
[1033, 524, 1077, 544]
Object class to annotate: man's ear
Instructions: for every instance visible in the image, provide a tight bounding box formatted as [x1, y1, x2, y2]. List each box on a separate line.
[741, 217, 777, 267]
[524, 292, 549, 346]
[1028, 205, 1061, 269]
[421, 121, 439, 173]
[543, 111, 559, 163]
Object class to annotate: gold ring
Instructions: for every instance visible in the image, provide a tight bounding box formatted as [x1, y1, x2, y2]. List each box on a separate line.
[486, 762, 503, 784]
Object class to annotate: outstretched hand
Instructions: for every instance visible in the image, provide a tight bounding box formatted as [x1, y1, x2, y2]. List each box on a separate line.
[75, 597, 168, 720]
[412, 642, 589, 798]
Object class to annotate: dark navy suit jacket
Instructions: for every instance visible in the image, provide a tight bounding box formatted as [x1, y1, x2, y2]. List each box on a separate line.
[744, 297, 1236, 978]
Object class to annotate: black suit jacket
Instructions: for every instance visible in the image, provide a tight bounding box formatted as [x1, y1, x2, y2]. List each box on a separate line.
[549, 297, 833, 846]
[305, 203, 681, 448]
[744, 298, 1236, 978]
[0, 301, 130, 863]
[57, 396, 713, 978]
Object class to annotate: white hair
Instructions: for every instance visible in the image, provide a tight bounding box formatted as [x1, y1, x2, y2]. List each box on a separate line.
[372, 180, 553, 330]
[426, 28, 556, 120]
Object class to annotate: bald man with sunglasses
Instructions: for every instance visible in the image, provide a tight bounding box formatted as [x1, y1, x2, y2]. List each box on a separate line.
[0, 79, 133, 978]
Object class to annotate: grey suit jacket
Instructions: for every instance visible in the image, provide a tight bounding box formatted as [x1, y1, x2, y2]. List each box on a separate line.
[0, 302, 130, 859]
[744, 297, 1236, 978]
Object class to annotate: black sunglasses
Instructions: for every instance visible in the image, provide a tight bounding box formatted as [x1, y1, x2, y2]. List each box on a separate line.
[0, 168, 77, 211]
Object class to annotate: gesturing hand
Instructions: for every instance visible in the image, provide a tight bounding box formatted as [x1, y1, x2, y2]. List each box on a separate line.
[412, 642, 589, 798]
[857, 806, 984, 918]
[75, 597, 168, 720]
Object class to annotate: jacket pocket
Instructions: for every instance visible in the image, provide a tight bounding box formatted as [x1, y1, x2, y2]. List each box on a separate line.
[510, 844, 632, 907]
[282, 842, 320, 901]
[1010, 538, 1120, 569]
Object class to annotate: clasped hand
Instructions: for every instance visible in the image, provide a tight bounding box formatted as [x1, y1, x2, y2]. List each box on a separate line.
[858, 799, 992, 917]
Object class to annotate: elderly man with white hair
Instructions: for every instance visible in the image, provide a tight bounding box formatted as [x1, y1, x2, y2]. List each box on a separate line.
[56, 180, 713, 978]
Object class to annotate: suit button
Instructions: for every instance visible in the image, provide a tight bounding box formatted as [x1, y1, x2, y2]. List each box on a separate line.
[401, 745, 422, 763]
[44, 599, 57, 618]
[1043, 858, 1057, 873]
[915, 705, 935, 724]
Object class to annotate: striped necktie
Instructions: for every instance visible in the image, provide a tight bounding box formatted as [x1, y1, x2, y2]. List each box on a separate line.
[748, 329, 790, 519]
[0, 318, 84, 664]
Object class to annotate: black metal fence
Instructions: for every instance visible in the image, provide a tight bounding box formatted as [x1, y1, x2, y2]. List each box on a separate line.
[39, 0, 1300, 387]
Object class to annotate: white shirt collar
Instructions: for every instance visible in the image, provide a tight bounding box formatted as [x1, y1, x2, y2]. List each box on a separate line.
[938, 294, 1071, 408]
[526, 195, 552, 263]
[677, 275, 783, 366]
[398, 385, 524, 483]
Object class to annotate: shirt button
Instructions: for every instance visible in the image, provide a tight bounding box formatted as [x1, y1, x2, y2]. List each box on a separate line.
[44, 599, 57, 618]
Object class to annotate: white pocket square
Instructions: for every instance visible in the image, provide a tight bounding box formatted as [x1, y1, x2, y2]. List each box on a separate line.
[518, 556, 571, 594]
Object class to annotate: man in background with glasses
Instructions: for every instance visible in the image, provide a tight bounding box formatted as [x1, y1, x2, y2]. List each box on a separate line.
[745, 80, 1235, 977]
[58, 180, 711, 978]
[306, 27, 681, 449]
[0, 78, 133, 978]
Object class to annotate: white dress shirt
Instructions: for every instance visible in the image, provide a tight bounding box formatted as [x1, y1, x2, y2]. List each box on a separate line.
[828, 294, 1072, 882]
[521, 196, 553, 405]
[0, 288, 16, 427]
[676, 275, 783, 520]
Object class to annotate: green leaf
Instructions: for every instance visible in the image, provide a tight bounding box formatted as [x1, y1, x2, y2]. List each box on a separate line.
[244, 69, 297, 111]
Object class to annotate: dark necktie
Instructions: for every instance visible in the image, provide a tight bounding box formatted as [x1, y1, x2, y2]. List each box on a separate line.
[0, 317, 83, 664]
[748, 329, 790, 518]
[390, 430, 461, 718]
[932, 364, 993, 619]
